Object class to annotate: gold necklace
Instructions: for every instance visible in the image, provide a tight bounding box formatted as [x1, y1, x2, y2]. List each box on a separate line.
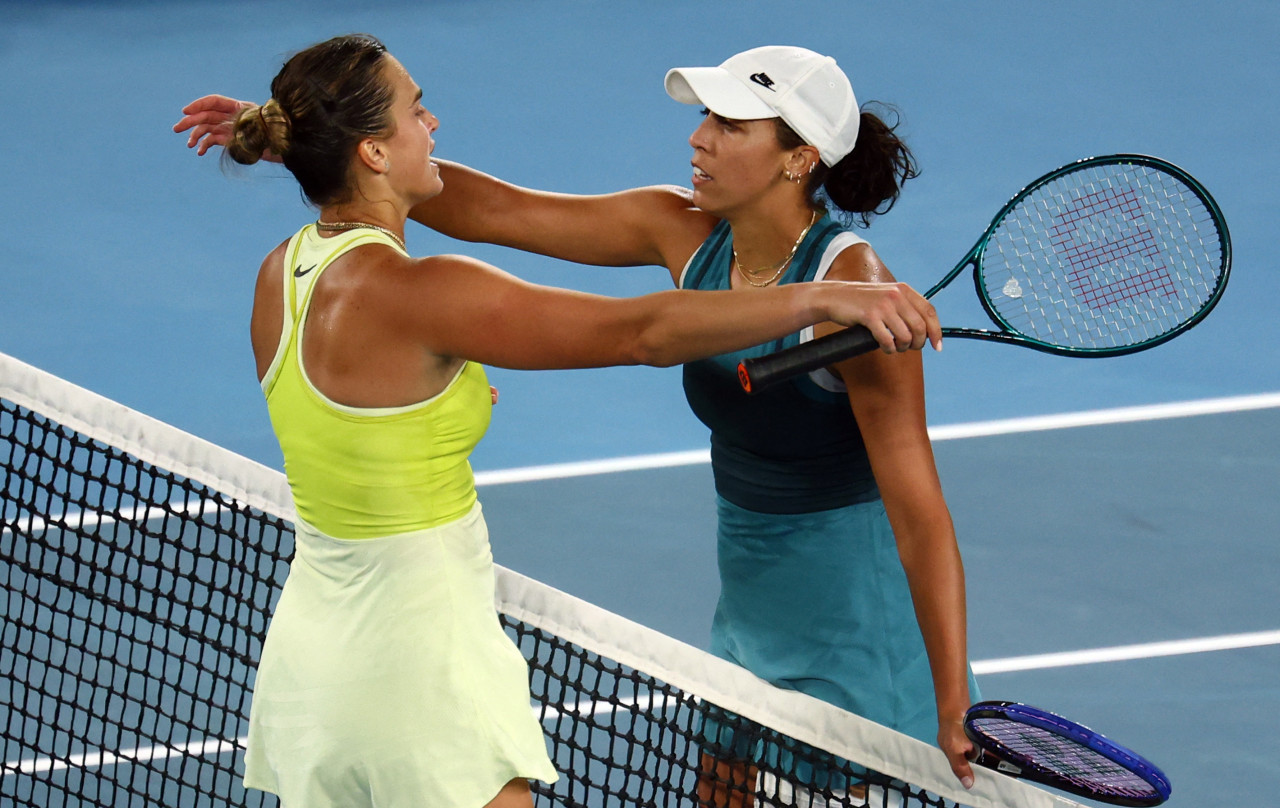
[733, 210, 819, 288]
[315, 220, 407, 252]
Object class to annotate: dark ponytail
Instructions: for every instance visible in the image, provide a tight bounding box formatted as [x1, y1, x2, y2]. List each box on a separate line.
[775, 104, 919, 228]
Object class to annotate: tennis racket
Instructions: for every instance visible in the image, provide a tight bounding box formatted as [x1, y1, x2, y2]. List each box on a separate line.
[964, 700, 1172, 806]
[737, 154, 1231, 393]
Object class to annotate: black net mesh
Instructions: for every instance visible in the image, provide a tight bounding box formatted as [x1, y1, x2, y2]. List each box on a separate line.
[509, 616, 955, 808]
[3, 384, 1013, 808]
[2, 398, 289, 807]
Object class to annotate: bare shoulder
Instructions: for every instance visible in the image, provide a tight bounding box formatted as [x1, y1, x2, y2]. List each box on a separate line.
[639, 184, 718, 230]
[252, 238, 292, 308]
[258, 238, 289, 279]
[405, 251, 501, 276]
[636, 183, 700, 211]
[250, 239, 292, 380]
[370, 251, 518, 300]
[825, 239, 896, 283]
[627, 184, 720, 279]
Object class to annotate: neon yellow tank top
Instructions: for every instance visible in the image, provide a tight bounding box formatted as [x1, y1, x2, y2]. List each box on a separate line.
[260, 225, 491, 539]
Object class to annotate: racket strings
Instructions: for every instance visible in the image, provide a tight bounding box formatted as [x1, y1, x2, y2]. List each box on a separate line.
[980, 162, 1224, 351]
[970, 718, 1161, 798]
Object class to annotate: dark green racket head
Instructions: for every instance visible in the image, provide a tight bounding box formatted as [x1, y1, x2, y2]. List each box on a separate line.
[964, 154, 1230, 356]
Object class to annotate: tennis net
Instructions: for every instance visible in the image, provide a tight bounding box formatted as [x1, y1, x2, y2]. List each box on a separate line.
[0, 350, 1083, 808]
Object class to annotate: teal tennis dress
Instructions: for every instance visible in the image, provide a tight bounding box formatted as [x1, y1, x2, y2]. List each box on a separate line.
[680, 215, 980, 777]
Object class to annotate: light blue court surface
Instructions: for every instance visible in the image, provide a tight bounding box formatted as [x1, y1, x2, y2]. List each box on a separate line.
[2, 1, 1277, 805]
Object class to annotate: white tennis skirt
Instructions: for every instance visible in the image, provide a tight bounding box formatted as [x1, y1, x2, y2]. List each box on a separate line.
[243, 503, 558, 807]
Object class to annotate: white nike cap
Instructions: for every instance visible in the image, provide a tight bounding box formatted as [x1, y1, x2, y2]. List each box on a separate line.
[664, 45, 859, 167]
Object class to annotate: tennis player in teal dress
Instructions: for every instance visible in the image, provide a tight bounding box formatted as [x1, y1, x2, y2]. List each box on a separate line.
[177, 42, 978, 799]
[682, 215, 981, 792]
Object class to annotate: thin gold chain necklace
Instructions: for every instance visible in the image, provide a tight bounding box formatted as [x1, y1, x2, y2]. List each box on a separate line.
[732, 210, 819, 288]
[315, 220, 407, 252]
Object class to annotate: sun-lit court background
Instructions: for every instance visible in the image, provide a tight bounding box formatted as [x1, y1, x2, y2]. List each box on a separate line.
[2, 1, 1277, 805]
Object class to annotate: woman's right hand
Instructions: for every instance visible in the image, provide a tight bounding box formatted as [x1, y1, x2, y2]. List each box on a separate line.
[822, 281, 942, 354]
[173, 94, 282, 161]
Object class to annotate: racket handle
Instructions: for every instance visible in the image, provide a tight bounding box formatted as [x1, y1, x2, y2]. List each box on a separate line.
[738, 326, 879, 393]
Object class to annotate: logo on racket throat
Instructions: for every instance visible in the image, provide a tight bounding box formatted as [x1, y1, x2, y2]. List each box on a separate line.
[749, 72, 777, 91]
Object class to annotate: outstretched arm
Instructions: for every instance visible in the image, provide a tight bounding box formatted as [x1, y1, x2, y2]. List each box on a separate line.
[409, 161, 714, 277]
[174, 95, 713, 279]
[378, 251, 941, 370]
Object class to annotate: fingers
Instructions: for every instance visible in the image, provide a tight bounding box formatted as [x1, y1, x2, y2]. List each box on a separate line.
[191, 129, 230, 156]
[173, 119, 236, 156]
[891, 303, 928, 353]
[917, 292, 943, 352]
[185, 123, 215, 147]
[173, 96, 251, 157]
[173, 113, 231, 135]
[949, 748, 975, 790]
[897, 286, 941, 353]
[197, 130, 233, 156]
[861, 319, 900, 355]
[877, 312, 916, 354]
[862, 283, 940, 354]
[180, 94, 245, 116]
[940, 722, 975, 790]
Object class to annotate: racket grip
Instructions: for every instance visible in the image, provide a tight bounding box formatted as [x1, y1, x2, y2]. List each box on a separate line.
[738, 326, 880, 394]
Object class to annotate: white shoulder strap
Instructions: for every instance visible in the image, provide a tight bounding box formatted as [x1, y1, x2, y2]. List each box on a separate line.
[800, 231, 870, 393]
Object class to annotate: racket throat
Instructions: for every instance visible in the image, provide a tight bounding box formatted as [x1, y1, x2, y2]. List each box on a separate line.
[995, 760, 1023, 776]
[976, 749, 1024, 777]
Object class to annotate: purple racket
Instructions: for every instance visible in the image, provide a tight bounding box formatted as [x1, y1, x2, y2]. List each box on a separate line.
[964, 701, 1171, 806]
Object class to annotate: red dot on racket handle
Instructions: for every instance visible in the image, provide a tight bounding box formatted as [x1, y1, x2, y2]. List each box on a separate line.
[737, 362, 753, 394]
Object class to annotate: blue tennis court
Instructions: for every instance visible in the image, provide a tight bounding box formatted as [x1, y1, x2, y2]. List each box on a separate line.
[2, 1, 1277, 805]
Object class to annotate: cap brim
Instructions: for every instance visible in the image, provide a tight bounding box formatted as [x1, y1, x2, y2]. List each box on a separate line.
[664, 67, 777, 120]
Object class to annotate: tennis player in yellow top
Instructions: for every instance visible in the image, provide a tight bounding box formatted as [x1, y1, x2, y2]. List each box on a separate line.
[186, 33, 943, 808]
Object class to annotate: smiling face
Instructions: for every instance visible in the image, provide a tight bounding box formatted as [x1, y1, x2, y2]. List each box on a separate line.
[374, 56, 443, 204]
[688, 110, 794, 217]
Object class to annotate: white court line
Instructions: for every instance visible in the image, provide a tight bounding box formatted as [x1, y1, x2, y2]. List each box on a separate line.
[926, 391, 1280, 441]
[1, 497, 226, 539]
[475, 448, 711, 486]
[972, 629, 1280, 674]
[539, 691, 680, 723]
[474, 392, 1280, 486]
[3, 736, 239, 776]
[7, 628, 1277, 777]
